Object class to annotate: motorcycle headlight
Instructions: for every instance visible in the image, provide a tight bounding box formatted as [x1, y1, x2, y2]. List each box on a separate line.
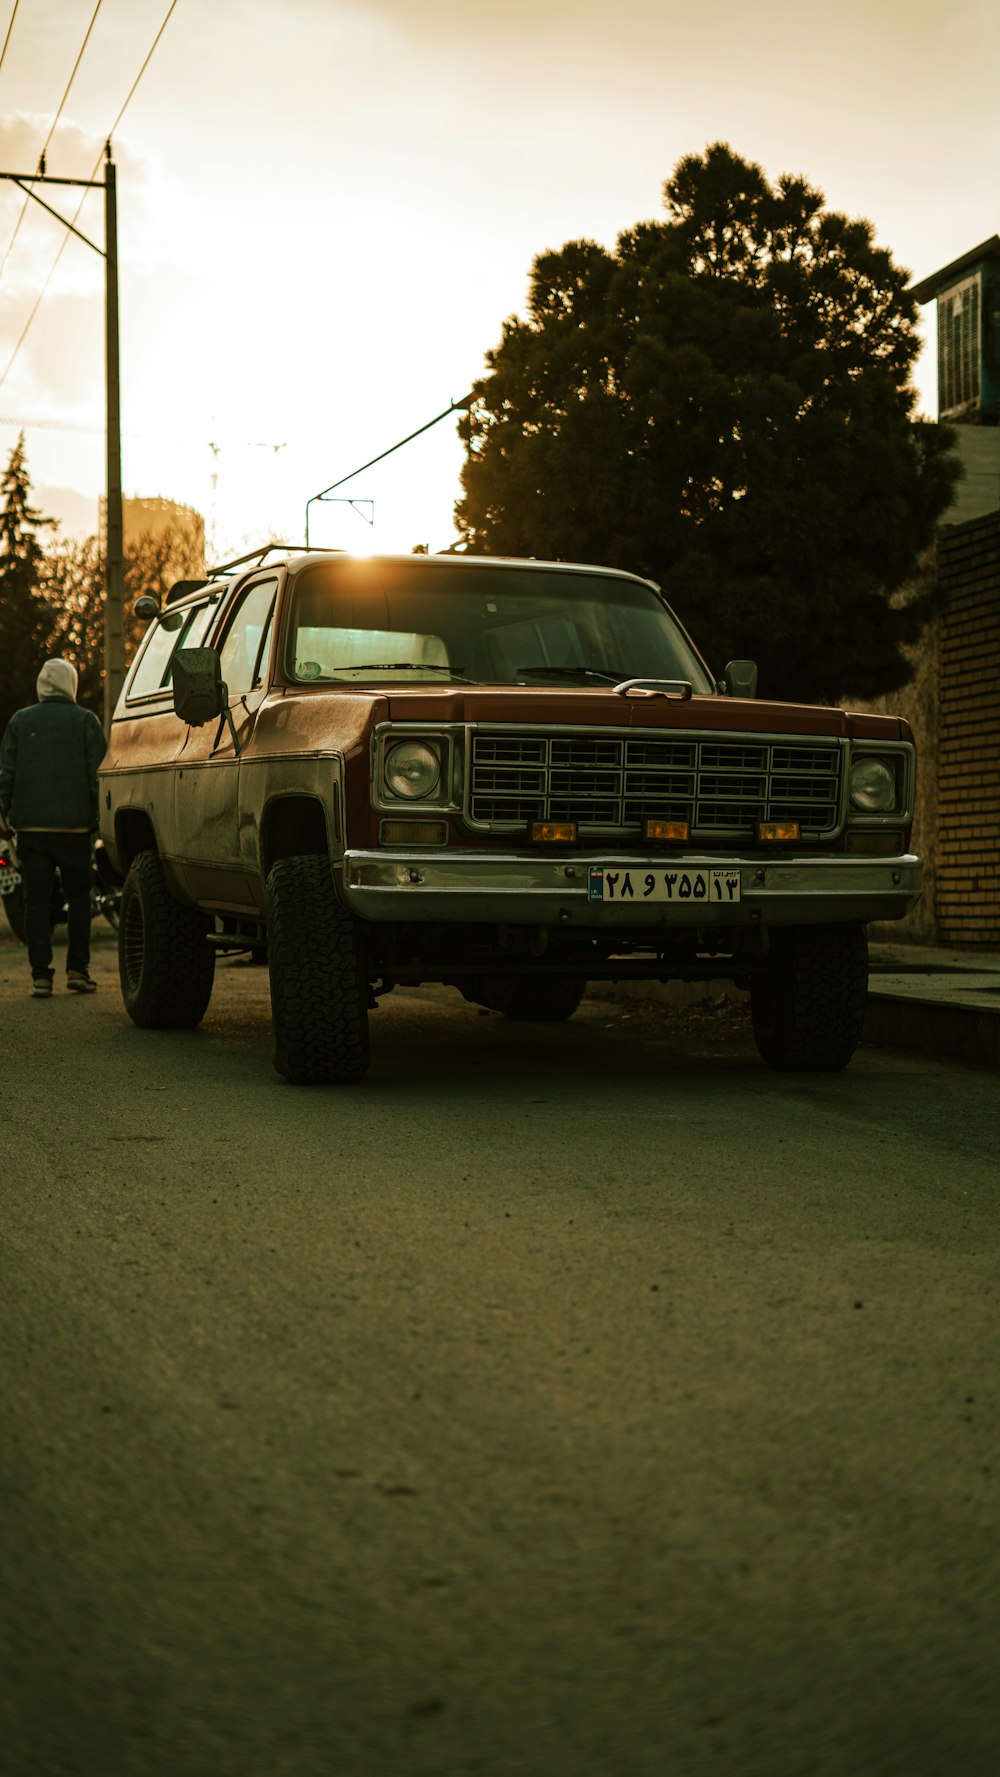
[850, 756, 896, 813]
[385, 739, 441, 800]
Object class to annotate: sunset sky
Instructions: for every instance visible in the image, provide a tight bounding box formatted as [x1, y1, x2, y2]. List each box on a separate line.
[0, 0, 996, 561]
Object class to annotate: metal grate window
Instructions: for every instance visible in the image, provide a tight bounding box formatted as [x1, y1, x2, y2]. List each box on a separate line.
[938, 274, 981, 416]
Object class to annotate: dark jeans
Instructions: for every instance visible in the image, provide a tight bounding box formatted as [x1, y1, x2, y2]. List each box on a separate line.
[18, 831, 93, 977]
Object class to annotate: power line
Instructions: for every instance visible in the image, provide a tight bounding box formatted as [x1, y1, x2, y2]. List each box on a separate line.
[101, 0, 178, 144]
[41, 0, 105, 163]
[0, 2, 20, 81]
[0, 0, 179, 394]
[0, 411, 288, 454]
[0, 0, 105, 282]
[0, 411, 104, 433]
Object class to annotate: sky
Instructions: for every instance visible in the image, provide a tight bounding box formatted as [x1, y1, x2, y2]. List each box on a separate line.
[0, 0, 997, 561]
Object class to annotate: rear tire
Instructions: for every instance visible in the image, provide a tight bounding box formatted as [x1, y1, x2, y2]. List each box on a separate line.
[477, 973, 585, 1022]
[266, 855, 370, 1084]
[751, 922, 868, 1071]
[119, 851, 215, 1028]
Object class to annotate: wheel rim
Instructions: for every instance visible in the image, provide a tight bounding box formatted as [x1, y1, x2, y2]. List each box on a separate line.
[122, 893, 145, 992]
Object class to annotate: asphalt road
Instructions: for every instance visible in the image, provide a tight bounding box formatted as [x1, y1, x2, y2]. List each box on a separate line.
[1, 922, 997, 1777]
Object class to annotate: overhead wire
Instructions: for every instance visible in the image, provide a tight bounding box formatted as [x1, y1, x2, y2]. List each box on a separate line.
[0, 0, 106, 282]
[0, 0, 179, 395]
[0, 2, 21, 80]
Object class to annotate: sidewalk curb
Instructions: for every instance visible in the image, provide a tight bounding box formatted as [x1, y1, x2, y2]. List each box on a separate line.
[863, 993, 1000, 1070]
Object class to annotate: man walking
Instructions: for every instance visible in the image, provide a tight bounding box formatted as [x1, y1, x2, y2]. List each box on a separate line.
[0, 658, 107, 996]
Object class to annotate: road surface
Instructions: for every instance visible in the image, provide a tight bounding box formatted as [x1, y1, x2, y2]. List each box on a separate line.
[1, 924, 997, 1776]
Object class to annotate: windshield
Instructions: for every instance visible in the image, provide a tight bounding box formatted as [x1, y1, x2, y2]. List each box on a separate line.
[283, 559, 714, 692]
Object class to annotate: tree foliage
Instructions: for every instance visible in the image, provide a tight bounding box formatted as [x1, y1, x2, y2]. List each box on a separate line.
[41, 527, 196, 716]
[0, 434, 206, 730]
[0, 434, 56, 732]
[456, 144, 960, 703]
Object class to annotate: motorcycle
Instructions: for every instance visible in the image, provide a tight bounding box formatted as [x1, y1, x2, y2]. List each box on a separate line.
[0, 832, 121, 942]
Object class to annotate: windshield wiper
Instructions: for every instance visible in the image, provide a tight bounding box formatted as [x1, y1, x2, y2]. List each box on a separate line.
[331, 663, 475, 683]
[514, 664, 628, 683]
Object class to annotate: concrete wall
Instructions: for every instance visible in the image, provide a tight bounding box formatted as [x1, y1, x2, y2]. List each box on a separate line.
[947, 429, 1000, 524]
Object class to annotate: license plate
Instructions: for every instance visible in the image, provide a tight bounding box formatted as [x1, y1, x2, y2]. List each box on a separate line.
[588, 865, 741, 905]
[0, 870, 21, 894]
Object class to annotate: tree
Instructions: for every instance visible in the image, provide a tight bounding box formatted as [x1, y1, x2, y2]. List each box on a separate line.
[0, 435, 56, 732]
[456, 144, 960, 703]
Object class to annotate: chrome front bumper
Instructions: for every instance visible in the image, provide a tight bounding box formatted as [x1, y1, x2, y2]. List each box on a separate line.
[341, 850, 923, 927]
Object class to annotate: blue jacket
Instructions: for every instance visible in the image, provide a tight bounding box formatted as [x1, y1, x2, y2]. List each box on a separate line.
[0, 695, 108, 831]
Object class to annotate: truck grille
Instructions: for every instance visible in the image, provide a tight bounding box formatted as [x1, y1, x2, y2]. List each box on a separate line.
[468, 731, 842, 840]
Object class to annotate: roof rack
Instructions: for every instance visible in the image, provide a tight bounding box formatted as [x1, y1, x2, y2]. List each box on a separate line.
[205, 541, 343, 578]
[164, 577, 213, 606]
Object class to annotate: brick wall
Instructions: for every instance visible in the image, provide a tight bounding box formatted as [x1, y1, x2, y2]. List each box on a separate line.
[845, 571, 939, 943]
[935, 513, 1000, 944]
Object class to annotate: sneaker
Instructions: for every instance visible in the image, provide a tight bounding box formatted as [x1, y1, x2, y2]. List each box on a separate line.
[31, 975, 52, 997]
[66, 970, 97, 994]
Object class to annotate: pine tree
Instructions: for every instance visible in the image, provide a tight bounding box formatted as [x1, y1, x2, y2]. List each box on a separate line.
[0, 434, 57, 732]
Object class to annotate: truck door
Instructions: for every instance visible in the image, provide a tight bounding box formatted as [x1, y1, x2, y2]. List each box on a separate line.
[173, 575, 277, 910]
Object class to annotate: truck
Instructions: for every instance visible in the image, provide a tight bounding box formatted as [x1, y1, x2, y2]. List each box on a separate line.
[99, 547, 921, 1082]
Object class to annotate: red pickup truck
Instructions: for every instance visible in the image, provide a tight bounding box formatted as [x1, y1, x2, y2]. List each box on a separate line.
[99, 548, 920, 1082]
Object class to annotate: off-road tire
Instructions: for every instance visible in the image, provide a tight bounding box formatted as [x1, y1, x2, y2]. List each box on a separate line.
[751, 922, 868, 1072]
[119, 850, 216, 1028]
[266, 855, 370, 1084]
[477, 973, 585, 1022]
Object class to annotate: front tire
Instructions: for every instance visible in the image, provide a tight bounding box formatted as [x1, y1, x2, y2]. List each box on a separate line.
[266, 856, 370, 1084]
[751, 922, 868, 1072]
[119, 851, 215, 1028]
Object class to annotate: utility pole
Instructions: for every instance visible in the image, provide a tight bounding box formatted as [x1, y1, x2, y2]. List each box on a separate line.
[103, 148, 124, 729]
[0, 151, 124, 728]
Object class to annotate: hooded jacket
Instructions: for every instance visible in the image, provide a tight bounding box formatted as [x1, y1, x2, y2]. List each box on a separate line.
[0, 668, 108, 832]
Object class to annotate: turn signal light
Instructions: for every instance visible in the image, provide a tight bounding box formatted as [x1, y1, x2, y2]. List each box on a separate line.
[531, 821, 578, 843]
[643, 819, 690, 841]
[757, 821, 801, 842]
[379, 819, 449, 846]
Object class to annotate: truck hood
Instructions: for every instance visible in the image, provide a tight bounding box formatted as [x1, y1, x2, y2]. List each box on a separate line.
[383, 686, 905, 740]
[256, 684, 906, 750]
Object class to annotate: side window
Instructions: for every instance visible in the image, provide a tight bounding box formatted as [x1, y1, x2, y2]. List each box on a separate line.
[217, 578, 278, 701]
[126, 594, 221, 702]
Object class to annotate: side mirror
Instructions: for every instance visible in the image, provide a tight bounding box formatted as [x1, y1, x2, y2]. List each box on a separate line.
[719, 659, 758, 699]
[134, 595, 160, 622]
[172, 647, 226, 727]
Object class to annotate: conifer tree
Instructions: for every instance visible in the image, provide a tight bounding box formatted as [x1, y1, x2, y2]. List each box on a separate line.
[0, 434, 56, 732]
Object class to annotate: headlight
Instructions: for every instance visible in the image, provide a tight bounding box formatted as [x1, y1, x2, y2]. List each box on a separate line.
[850, 756, 896, 813]
[385, 739, 441, 800]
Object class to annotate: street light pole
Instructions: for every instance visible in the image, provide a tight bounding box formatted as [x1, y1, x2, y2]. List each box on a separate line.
[0, 155, 124, 728]
[305, 392, 475, 546]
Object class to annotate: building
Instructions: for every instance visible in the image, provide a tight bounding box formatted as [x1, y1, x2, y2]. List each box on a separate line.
[99, 495, 205, 577]
[860, 241, 1000, 946]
